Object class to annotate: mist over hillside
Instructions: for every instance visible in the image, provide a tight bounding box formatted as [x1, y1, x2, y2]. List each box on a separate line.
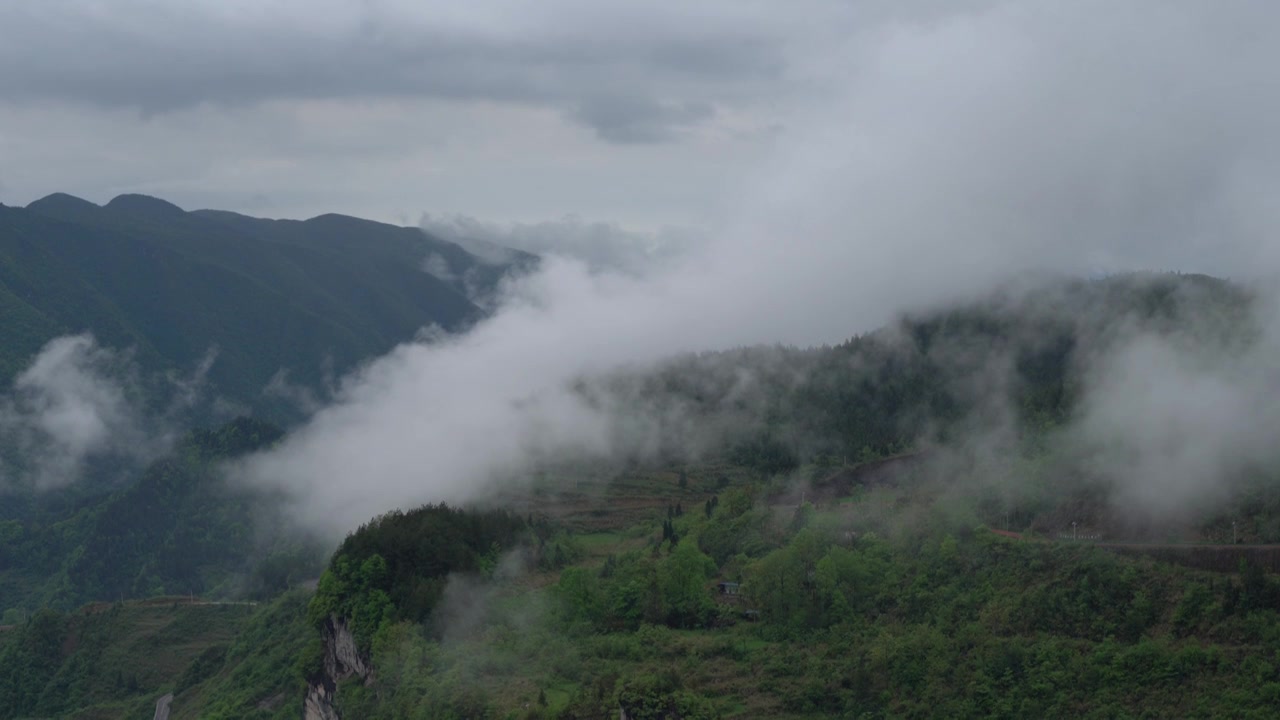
[7, 1, 1280, 717]
[222, 0, 1280, 541]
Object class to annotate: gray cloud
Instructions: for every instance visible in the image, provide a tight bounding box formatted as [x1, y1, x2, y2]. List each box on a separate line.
[0, 335, 152, 489]
[568, 96, 715, 144]
[0, 335, 220, 490]
[0, 1, 1033, 226]
[0, 1, 785, 144]
[903, 275, 1280, 529]
[262, 368, 330, 417]
[1056, 286, 1280, 521]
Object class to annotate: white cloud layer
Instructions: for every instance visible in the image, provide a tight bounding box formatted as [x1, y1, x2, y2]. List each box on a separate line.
[234, 1, 1280, 536]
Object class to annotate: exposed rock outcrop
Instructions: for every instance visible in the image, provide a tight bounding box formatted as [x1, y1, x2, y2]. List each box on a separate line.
[304, 683, 341, 720]
[303, 616, 372, 720]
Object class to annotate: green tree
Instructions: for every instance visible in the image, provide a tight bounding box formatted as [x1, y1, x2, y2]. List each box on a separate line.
[660, 539, 716, 628]
[557, 567, 603, 625]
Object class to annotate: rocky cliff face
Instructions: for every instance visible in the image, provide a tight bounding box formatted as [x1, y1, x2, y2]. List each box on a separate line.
[303, 686, 341, 720]
[304, 616, 371, 720]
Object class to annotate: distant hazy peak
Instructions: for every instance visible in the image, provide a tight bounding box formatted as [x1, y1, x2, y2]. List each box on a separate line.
[26, 192, 103, 222]
[189, 208, 261, 222]
[104, 193, 186, 217]
[303, 212, 402, 232]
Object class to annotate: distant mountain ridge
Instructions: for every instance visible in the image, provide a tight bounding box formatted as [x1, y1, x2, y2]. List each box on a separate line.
[0, 193, 535, 419]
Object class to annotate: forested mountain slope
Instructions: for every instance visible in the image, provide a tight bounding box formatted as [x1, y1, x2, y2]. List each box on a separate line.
[588, 271, 1253, 466]
[0, 194, 533, 418]
[0, 417, 321, 613]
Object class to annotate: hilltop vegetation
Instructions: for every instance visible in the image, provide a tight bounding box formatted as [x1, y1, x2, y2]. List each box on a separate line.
[266, 477, 1280, 719]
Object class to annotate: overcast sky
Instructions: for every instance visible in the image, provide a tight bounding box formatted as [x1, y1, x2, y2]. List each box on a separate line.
[0, 0, 943, 228]
[3, 1, 1277, 300]
[6, 1, 1273, 248]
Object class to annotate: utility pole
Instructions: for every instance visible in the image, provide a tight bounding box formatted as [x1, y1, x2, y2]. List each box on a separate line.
[1072, 521, 1077, 541]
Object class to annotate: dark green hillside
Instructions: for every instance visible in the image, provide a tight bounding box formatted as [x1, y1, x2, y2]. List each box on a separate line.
[0, 592, 309, 720]
[0, 194, 533, 418]
[252, 481, 1280, 719]
[0, 417, 323, 613]
[14, 467, 1280, 718]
